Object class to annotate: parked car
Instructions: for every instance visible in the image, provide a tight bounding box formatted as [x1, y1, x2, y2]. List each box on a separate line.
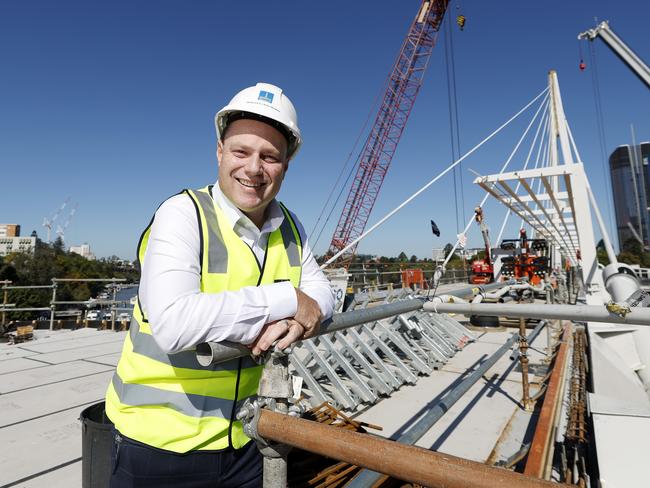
[86, 311, 101, 321]
[102, 311, 113, 321]
[118, 312, 131, 323]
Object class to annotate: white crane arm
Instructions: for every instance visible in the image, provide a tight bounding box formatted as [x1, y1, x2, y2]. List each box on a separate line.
[579, 21, 650, 89]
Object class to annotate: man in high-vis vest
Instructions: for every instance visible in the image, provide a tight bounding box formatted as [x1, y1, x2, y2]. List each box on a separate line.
[105, 82, 335, 487]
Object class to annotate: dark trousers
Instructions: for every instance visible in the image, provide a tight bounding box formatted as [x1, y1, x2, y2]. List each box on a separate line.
[110, 429, 262, 487]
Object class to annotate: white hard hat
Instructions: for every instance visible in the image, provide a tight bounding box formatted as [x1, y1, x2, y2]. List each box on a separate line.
[215, 82, 302, 159]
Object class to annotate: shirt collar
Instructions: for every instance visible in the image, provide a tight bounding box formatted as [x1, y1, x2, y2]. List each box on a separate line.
[212, 182, 285, 235]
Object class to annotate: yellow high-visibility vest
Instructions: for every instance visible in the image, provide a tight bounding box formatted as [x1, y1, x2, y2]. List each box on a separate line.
[105, 185, 302, 453]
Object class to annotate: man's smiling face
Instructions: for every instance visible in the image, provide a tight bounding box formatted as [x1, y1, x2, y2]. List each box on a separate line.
[217, 118, 289, 227]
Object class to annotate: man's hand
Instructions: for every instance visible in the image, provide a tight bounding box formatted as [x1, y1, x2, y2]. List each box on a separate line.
[247, 290, 322, 356]
[294, 288, 322, 339]
[249, 319, 305, 356]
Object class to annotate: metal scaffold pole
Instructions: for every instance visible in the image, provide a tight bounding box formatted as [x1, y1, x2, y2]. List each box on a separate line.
[424, 301, 650, 326]
[196, 281, 510, 367]
[49, 279, 57, 331]
[0, 280, 10, 327]
[253, 409, 557, 488]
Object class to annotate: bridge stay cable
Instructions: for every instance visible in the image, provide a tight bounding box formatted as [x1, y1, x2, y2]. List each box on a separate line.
[322, 86, 550, 269]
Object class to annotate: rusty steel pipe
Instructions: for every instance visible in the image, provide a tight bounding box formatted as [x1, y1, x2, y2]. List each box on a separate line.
[524, 324, 573, 478]
[257, 409, 557, 488]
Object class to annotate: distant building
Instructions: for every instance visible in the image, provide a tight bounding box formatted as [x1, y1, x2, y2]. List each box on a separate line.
[610, 142, 650, 249]
[0, 224, 20, 238]
[432, 248, 447, 262]
[70, 243, 95, 260]
[0, 224, 35, 256]
[0, 236, 36, 256]
[432, 247, 483, 262]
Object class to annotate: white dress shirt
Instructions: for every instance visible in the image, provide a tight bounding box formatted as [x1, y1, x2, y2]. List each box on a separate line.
[139, 183, 335, 354]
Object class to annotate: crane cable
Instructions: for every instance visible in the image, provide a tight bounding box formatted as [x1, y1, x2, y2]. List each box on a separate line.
[588, 41, 617, 244]
[444, 11, 465, 233]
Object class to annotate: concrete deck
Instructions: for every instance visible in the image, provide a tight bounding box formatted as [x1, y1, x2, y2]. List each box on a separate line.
[0, 328, 123, 488]
[355, 320, 549, 463]
[0, 318, 550, 487]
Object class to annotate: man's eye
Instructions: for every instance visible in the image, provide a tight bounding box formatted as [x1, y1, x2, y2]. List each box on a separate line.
[263, 155, 279, 163]
[232, 150, 246, 157]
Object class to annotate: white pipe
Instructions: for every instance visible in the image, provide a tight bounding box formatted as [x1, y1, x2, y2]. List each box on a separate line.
[437, 294, 469, 304]
[321, 87, 551, 269]
[480, 282, 545, 301]
[424, 301, 650, 326]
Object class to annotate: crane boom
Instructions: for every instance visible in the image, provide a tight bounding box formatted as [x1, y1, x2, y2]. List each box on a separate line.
[474, 206, 492, 266]
[578, 21, 650, 89]
[326, 0, 449, 267]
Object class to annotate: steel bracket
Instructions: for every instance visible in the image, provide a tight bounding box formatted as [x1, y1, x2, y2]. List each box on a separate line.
[238, 349, 304, 459]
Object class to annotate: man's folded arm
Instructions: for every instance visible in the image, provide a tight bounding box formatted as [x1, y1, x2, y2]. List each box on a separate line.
[141, 195, 298, 354]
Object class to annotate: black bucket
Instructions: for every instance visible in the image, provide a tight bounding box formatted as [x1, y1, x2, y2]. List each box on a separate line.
[80, 401, 114, 488]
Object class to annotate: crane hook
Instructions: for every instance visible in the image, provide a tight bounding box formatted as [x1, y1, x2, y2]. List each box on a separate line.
[456, 14, 466, 31]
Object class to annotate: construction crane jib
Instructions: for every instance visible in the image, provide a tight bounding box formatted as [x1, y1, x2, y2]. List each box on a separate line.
[326, 0, 449, 268]
[578, 21, 650, 89]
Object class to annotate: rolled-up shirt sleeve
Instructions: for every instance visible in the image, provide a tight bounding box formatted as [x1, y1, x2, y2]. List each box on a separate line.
[141, 195, 299, 353]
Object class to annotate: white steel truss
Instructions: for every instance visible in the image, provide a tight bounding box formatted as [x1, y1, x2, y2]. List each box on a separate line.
[475, 164, 595, 267]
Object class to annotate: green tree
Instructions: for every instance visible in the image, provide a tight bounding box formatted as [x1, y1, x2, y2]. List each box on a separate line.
[52, 236, 65, 255]
[616, 237, 648, 266]
[596, 239, 610, 266]
[3, 241, 139, 320]
[621, 237, 643, 256]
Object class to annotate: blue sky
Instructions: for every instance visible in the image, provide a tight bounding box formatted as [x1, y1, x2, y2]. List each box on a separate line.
[1, 0, 648, 260]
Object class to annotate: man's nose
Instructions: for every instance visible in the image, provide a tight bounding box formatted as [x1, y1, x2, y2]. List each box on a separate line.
[244, 154, 262, 174]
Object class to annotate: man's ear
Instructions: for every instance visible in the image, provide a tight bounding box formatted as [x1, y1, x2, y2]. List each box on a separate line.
[216, 141, 223, 166]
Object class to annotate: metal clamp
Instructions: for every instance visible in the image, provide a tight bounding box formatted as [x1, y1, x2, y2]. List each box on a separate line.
[606, 300, 631, 318]
[237, 349, 305, 459]
[237, 397, 267, 446]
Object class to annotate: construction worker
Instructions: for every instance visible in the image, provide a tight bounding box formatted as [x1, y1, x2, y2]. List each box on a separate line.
[105, 82, 335, 487]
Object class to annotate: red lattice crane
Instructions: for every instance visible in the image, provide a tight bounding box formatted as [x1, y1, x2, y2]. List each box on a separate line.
[325, 0, 450, 268]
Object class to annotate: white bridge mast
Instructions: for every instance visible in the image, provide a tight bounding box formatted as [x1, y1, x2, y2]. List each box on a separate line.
[474, 71, 605, 303]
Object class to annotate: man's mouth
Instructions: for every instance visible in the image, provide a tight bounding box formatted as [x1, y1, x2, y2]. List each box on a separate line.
[236, 177, 266, 189]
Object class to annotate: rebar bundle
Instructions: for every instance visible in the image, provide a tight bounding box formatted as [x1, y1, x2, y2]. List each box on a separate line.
[564, 328, 589, 486]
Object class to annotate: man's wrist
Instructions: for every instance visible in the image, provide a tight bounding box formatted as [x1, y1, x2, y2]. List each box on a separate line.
[260, 282, 297, 322]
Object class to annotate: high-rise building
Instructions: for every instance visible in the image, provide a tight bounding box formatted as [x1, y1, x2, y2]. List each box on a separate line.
[610, 142, 650, 250]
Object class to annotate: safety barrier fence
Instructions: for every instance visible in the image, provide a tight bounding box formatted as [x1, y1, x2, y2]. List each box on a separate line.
[346, 267, 471, 291]
[0, 278, 134, 330]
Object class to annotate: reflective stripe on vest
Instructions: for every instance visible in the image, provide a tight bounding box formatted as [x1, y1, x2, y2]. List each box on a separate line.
[105, 186, 302, 453]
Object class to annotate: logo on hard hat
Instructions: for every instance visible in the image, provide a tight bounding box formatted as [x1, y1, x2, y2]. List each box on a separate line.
[258, 90, 274, 104]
